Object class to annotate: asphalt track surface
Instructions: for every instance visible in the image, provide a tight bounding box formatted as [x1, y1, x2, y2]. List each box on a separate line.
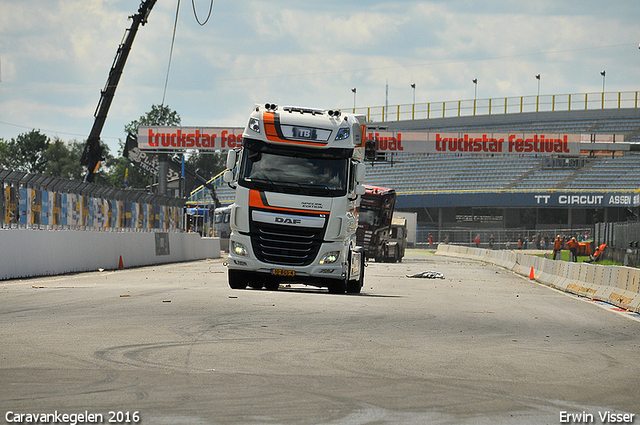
[1, 250, 639, 425]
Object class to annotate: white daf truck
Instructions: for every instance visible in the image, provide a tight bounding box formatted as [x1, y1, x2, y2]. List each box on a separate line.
[223, 103, 367, 293]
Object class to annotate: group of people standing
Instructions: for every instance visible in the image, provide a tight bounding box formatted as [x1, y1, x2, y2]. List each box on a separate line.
[475, 232, 595, 263]
[551, 233, 597, 262]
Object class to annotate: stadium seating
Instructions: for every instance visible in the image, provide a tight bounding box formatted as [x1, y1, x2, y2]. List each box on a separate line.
[363, 152, 640, 193]
[211, 152, 640, 204]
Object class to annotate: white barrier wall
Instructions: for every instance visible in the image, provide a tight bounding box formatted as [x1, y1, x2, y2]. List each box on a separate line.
[436, 244, 640, 313]
[0, 229, 220, 280]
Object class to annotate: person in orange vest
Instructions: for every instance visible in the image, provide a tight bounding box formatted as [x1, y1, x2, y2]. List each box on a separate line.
[552, 235, 563, 260]
[474, 234, 480, 247]
[428, 234, 434, 245]
[566, 237, 579, 262]
[586, 243, 607, 263]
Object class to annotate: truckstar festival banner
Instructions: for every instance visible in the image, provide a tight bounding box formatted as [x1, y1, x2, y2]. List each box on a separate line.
[366, 131, 583, 156]
[138, 127, 244, 150]
[139, 126, 593, 157]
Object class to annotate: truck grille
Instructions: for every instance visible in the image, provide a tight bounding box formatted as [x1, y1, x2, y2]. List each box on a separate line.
[251, 221, 324, 266]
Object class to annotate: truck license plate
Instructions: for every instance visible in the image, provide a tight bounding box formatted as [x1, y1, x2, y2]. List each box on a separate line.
[271, 268, 295, 277]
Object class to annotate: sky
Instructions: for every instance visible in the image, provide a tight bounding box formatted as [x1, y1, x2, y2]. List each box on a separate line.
[1, 0, 639, 155]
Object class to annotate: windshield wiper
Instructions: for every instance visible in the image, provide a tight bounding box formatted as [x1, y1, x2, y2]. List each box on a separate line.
[300, 184, 334, 196]
[246, 176, 275, 190]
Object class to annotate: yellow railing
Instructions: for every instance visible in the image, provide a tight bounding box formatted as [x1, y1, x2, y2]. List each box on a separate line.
[345, 91, 640, 123]
[186, 169, 227, 205]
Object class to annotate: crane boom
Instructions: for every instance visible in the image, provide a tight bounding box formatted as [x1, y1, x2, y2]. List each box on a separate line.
[81, 0, 158, 182]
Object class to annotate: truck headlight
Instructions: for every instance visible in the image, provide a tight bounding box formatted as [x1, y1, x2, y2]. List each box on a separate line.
[335, 127, 350, 141]
[248, 118, 260, 133]
[319, 251, 340, 264]
[232, 241, 248, 256]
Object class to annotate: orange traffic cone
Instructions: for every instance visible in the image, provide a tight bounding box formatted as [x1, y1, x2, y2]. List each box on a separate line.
[529, 266, 535, 280]
[118, 255, 124, 269]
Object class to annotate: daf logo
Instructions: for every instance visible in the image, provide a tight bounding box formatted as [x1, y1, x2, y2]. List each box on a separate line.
[275, 217, 302, 225]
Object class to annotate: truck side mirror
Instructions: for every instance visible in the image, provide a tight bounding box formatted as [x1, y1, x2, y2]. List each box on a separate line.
[355, 184, 366, 195]
[355, 162, 366, 183]
[226, 149, 238, 170]
[223, 170, 234, 183]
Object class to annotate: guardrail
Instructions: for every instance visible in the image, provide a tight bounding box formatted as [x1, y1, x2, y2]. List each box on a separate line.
[436, 244, 640, 313]
[346, 91, 640, 122]
[1, 168, 184, 232]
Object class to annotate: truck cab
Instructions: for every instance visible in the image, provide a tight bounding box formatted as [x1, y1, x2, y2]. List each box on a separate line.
[223, 104, 367, 293]
[356, 185, 404, 262]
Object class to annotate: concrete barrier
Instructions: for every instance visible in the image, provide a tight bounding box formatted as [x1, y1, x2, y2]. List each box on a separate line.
[0, 229, 220, 280]
[436, 244, 640, 313]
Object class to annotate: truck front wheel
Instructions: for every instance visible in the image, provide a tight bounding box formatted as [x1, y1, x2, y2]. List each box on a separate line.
[327, 278, 346, 294]
[228, 269, 250, 290]
[346, 253, 365, 294]
[346, 279, 362, 294]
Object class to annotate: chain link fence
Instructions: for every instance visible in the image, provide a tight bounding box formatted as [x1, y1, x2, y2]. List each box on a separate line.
[594, 221, 640, 266]
[416, 226, 593, 250]
[594, 222, 640, 249]
[1, 168, 184, 232]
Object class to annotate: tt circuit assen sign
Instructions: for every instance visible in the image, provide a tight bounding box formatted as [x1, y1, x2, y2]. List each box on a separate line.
[365, 131, 583, 156]
[138, 127, 244, 150]
[533, 193, 640, 207]
[396, 191, 640, 209]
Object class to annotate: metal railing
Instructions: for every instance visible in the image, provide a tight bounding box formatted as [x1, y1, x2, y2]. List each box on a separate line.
[187, 169, 227, 206]
[417, 227, 593, 250]
[346, 91, 640, 123]
[1, 168, 184, 232]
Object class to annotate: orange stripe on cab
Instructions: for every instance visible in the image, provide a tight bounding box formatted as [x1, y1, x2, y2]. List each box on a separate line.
[249, 190, 329, 215]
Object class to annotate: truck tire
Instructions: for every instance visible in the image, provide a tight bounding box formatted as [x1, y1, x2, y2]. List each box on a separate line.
[346, 250, 365, 294]
[327, 278, 346, 294]
[264, 275, 280, 291]
[346, 277, 362, 294]
[228, 269, 249, 290]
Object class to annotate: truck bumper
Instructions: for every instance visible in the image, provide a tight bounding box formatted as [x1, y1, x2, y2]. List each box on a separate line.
[227, 233, 348, 281]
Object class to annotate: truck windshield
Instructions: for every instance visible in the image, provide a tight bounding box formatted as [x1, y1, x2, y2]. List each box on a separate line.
[358, 208, 380, 226]
[239, 144, 349, 197]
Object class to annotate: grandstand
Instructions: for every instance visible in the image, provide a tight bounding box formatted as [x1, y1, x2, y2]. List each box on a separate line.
[379, 108, 640, 191]
[198, 96, 640, 242]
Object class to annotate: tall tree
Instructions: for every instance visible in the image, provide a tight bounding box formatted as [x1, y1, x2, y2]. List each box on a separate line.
[43, 138, 84, 180]
[124, 104, 181, 135]
[7, 130, 50, 173]
[0, 138, 11, 169]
